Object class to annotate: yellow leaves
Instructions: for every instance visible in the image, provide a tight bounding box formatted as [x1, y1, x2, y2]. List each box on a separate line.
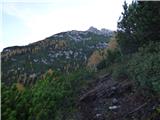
[2, 47, 34, 58]
[107, 35, 118, 51]
[87, 50, 104, 68]
[48, 40, 56, 46]
[58, 40, 66, 48]
[42, 68, 55, 79]
[102, 35, 119, 58]
[64, 64, 70, 71]
[87, 35, 119, 69]
[2, 39, 67, 60]
[55, 40, 67, 48]
[31, 46, 40, 53]
[47, 68, 53, 75]
[16, 83, 25, 92]
[44, 39, 67, 49]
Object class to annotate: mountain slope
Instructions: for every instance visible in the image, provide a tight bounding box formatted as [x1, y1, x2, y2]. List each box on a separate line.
[1, 27, 113, 85]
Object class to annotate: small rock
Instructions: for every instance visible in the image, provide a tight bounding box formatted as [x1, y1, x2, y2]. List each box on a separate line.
[109, 105, 120, 110]
[95, 113, 105, 120]
[111, 86, 117, 91]
[96, 113, 102, 118]
[112, 98, 118, 104]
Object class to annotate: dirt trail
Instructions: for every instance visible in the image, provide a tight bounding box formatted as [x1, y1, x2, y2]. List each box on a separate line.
[77, 74, 160, 120]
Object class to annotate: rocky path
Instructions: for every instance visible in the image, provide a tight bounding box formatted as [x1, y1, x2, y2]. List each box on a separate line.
[77, 74, 160, 120]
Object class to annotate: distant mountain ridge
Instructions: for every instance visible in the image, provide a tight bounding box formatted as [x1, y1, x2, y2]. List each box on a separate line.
[3, 27, 113, 52]
[2, 27, 113, 85]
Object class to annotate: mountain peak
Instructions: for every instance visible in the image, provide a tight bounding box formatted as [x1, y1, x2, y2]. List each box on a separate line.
[87, 26, 99, 32]
[87, 26, 113, 36]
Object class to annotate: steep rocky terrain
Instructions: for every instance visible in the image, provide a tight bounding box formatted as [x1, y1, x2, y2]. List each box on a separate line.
[1, 27, 113, 85]
[78, 74, 160, 120]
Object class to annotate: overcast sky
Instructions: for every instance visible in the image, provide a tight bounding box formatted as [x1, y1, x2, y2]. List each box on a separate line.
[0, 0, 132, 51]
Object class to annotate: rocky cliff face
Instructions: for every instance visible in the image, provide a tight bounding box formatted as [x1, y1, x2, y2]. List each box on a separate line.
[1, 27, 113, 85]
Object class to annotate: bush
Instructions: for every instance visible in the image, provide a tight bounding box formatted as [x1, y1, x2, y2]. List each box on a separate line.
[112, 62, 128, 80]
[127, 42, 160, 92]
[106, 49, 121, 66]
[1, 83, 31, 120]
[110, 42, 160, 93]
[97, 48, 121, 70]
[97, 59, 106, 70]
[1, 69, 94, 120]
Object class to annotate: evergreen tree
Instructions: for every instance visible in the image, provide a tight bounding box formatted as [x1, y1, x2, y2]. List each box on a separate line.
[117, 1, 138, 54]
[117, 1, 160, 54]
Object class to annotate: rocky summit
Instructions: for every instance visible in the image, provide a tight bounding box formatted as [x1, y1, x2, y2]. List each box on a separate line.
[87, 26, 113, 36]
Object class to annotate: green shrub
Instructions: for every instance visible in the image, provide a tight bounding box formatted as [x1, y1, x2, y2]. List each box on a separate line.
[1, 83, 31, 120]
[1, 68, 94, 120]
[110, 42, 160, 93]
[96, 48, 122, 70]
[127, 42, 160, 92]
[112, 63, 128, 80]
[106, 49, 122, 66]
[97, 59, 106, 70]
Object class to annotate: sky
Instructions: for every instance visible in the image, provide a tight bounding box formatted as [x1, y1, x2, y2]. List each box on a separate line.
[0, 0, 133, 51]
